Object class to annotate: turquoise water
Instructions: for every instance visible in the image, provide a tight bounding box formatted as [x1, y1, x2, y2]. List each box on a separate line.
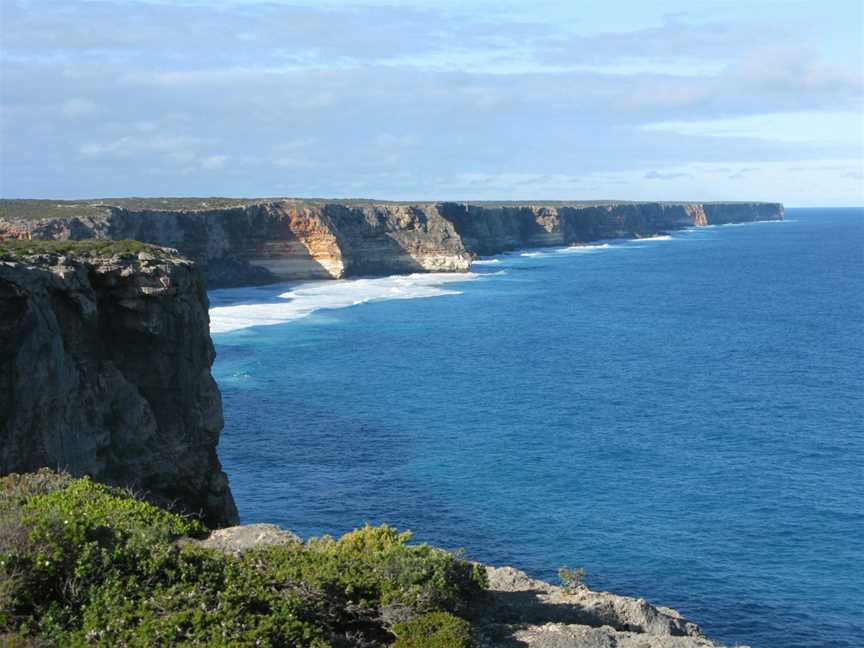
[211, 208, 863, 648]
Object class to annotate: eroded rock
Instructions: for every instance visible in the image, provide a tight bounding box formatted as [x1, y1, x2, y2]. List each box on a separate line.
[197, 523, 301, 554]
[0, 247, 238, 527]
[474, 566, 739, 647]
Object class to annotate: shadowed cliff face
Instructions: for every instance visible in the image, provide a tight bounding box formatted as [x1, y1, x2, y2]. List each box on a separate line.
[0, 200, 783, 287]
[0, 249, 238, 528]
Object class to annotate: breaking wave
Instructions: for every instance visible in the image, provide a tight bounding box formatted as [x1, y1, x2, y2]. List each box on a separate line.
[209, 272, 482, 334]
[559, 243, 611, 252]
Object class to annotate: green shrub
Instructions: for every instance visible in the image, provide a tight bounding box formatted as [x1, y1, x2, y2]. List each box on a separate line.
[0, 472, 487, 646]
[558, 566, 586, 593]
[392, 611, 474, 648]
[296, 524, 487, 614]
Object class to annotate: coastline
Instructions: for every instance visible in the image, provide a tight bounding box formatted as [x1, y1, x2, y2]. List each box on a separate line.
[4, 211, 825, 647]
[0, 199, 784, 289]
[207, 218, 787, 334]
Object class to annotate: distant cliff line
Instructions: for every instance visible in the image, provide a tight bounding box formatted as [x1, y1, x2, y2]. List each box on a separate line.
[0, 199, 784, 288]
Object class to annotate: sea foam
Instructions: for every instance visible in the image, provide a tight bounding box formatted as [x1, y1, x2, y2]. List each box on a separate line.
[633, 234, 672, 241]
[559, 243, 611, 252]
[209, 272, 481, 334]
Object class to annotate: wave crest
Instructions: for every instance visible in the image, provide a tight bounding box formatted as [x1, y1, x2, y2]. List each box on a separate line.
[210, 272, 480, 334]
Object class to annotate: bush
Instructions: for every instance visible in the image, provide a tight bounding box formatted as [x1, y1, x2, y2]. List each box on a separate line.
[558, 566, 586, 593]
[392, 611, 473, 648]
[0, 471, 487, 646]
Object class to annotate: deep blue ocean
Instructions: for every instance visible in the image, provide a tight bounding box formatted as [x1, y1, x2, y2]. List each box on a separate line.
[209, 208, 863, 648]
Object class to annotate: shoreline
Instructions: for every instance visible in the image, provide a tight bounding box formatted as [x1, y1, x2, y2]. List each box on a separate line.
[0, 199, 784, 289]
[206, 217, 788, 334]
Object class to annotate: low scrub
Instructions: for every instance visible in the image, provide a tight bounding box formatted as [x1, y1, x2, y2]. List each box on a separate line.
[0, 239, 166, 259]
[0, 470, 486, 646]
[392, 612, 473, 648]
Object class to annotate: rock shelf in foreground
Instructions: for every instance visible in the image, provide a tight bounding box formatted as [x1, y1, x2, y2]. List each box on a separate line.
[201, 522, 745, 648]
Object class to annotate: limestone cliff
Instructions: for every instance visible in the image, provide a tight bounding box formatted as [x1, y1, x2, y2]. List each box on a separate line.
[0, 199, 783, 288]
[0, 243, 238, 527]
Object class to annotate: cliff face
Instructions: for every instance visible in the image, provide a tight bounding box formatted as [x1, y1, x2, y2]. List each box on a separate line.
[0, 200, 783, 287]
[437, 202, 720, 255]
[325, 203, 471, 276]
[0, 246, 238, 527]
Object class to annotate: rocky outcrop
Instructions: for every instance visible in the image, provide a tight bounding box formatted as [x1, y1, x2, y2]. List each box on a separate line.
[195, 523, 301, 554]
[0, 200, 783, 288]
[195, 522, 741, 648]
[475, 566, 728, 648]
[0, 245, 238, 527]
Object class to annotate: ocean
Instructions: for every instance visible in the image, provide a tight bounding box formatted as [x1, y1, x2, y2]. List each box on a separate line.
[209, 208, 863, 648]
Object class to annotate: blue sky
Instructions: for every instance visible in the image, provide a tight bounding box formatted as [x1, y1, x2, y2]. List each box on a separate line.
[1, 0, 862, 204]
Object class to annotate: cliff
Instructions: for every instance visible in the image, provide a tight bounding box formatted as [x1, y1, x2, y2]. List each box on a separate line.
[0, 199, 783, 288]
[0, 240, 238, 527]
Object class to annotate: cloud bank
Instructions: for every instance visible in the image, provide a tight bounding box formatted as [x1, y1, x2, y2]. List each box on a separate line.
[0, 0, 861, 205]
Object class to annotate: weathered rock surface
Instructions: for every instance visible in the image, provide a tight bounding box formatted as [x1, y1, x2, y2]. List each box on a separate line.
[0, 200, 783, 288]
[474, 566, 736, 647]
[196, 523, 301, 554]
[0, 247, 238, 527]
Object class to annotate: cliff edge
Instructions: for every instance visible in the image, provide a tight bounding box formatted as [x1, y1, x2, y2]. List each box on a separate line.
[0, 199, 784, 288]
[0, 240, 238, 527]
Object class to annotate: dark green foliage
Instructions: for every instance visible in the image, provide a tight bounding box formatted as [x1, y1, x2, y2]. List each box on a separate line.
[0, 471, 486, 646]
[392, 612, 474, 648]
[0, 238, 167, 259]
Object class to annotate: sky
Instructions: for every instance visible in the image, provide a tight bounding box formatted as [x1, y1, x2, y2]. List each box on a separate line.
[0, 0, 862, 205]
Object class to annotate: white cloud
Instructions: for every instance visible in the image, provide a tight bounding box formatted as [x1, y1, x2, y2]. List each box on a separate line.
[79, 135, 203, 157]
[273, 157, 315, 169]
[642, 111, 864, 147]
[374, 134, 418, 149]
[277, 137, 317, 151]
[627, 84, 708, 110]
[62, 98, 97, 117]
[644, 170, 692, 180]
[200, 155, 228, 170]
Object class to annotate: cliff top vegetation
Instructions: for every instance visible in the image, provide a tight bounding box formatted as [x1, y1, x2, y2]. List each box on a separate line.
[0, 470, 486, 647]
[0, 239, 171, 260]
[0, 198, 782, 221]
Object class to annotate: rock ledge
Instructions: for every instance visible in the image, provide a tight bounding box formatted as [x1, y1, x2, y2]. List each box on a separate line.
[198, 524, 747, 648]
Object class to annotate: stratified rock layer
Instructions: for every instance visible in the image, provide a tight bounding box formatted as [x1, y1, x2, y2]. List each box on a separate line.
[0, 248, 238, 527]
[0, 200, 783, 287]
